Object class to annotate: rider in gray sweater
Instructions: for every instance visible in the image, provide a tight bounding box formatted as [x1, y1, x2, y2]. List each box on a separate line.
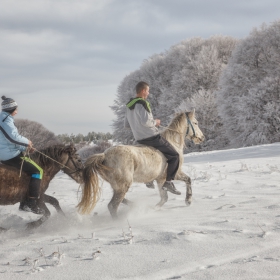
[124, 81, 181, 195]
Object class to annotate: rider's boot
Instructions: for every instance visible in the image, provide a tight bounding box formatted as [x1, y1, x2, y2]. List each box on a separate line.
[162, 181, 181, 195]
[19, 177, 44, 215]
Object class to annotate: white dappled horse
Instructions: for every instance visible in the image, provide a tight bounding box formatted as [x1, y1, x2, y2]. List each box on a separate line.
[78, 109, 204, 218]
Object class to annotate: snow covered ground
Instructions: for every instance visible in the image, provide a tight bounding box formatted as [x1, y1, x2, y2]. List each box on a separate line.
[1, 143, 280, 279]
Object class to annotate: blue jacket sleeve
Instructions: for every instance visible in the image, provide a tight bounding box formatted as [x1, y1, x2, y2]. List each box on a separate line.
[0, 118, 29, 150]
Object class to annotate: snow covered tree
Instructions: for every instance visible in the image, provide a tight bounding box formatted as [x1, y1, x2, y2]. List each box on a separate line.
[217, 20, 280, 146]
[182, 89, 229, 151]
[112, 35, 238, 148]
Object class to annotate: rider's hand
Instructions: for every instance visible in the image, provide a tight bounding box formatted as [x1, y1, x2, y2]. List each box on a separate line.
[28, 140, 33, 148]
[155, 119, 161, 127]
[27, 140, 35, 153]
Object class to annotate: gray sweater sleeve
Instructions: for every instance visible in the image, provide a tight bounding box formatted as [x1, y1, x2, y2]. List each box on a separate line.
[124, 111, 130, 128]
[135, 103, 156, 128]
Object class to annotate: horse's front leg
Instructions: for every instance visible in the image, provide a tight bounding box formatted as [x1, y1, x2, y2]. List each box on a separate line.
[26, 202, 51, 230]
[155, 181, 168, 208]
[43, 194, 65, 216]
[175, 171, 192, 205]
[108, 186, 129, 219]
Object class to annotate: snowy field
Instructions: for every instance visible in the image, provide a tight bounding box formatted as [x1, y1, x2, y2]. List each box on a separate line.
[1, 143, 280, 279]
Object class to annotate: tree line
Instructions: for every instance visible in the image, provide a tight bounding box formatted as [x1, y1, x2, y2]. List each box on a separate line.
[111, 19, 280, 151]
[56, 132, 113, 144]
[15, 19, 280, 157]
[15, 119, 113, 161]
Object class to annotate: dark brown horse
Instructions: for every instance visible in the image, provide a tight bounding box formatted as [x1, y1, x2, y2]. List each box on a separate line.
[0, 144, 84, 230]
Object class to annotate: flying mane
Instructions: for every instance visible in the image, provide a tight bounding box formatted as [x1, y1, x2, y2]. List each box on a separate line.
[30, 144, 72, 169]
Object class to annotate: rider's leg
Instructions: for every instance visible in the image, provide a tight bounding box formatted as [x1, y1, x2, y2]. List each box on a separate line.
[137, 134, 181, 195]
[19, 156, 44, 214]
[2, 154, 44, 214]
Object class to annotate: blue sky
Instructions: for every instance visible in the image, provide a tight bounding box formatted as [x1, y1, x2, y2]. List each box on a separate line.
[1, 0, 279, 135]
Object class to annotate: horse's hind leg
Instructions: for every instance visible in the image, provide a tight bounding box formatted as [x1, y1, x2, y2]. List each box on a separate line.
[176, 171, 192, 205]
[122, 198, 133, 206]
[155, 181, 168, 208]
[43, 194, 65, 216]
[26, 203, 51, 230]
[108, 188, 129, 219]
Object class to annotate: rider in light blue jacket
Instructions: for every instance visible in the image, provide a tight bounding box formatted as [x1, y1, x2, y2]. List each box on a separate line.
[0, 96, 44, 215]
[0, 111, 29, 161]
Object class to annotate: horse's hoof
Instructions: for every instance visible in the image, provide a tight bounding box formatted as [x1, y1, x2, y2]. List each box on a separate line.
[58, 210, 66, 217]
[110, 214, 118, 220]
[26, 215, 49, 230]
[155, 204, 161, 210]
[26, 223, 37, 231]
[185, 199, 192, 206]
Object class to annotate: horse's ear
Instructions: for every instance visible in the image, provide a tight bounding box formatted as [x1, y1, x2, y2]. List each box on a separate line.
[64, 143, 76, 153]
[69, 142, 77, 152]
[187, 108, 195, 118]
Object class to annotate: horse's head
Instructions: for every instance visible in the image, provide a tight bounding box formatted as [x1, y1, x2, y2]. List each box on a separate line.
[60, 143, 84, 184]
[185, 109, 205, 144]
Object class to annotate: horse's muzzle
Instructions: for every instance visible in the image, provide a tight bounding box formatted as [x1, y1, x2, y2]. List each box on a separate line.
[192, 135, 205, 144]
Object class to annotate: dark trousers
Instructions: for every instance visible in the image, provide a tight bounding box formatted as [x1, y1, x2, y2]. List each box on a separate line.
[138, 134, 179, 181]
[1, 153, 42, 198]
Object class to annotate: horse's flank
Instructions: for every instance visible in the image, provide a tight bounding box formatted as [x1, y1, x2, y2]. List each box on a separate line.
[0, 164, 29, 204]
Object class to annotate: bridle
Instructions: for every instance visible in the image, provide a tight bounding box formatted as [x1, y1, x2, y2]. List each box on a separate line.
[185, 113, 196, 140]
[159, 113, 197, 141]
[61, 153, 84, 175]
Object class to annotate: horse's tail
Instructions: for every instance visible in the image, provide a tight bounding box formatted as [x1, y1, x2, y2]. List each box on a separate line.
[77, 153, 108, 215]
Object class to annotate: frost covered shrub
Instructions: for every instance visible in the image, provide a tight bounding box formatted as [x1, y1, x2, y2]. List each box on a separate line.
[182, 89, 229, 152]
[237, 77, 280, 145]
[217, 20, 280, 147]
[78, 140, 112, 161]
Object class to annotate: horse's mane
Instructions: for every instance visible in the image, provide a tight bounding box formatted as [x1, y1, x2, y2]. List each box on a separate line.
[30, 144, 71, 167]
[161, 112, 187, 149]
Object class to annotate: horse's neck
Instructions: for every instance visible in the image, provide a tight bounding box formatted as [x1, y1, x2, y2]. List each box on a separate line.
[34, 153, 63, 181]
[162, 114, 186, 152]
[46, 165, 61, 180]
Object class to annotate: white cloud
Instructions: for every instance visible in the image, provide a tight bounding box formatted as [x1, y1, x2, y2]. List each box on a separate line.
[0, 29, 71, 65]
[0, 0, 112, 21]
